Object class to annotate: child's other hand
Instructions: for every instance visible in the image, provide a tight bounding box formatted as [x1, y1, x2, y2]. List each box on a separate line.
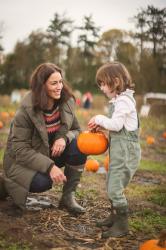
[88, 116, 98, 130]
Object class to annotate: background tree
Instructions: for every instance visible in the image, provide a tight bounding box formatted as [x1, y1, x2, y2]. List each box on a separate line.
[133, 11, 147, 56]
[0, 21, 4, 90]
[97, 29, 124, 62]
[115, 41, 140, 92]
[47, 13, 73, 64]
[64, 46, 84, 89]
[76, 15, 100, 91]
[139, 51, 162, 93]
[0, 8, 165, 94]
[146, 6, 166, 57]
[133, 5, 166, 93]
[133, 5, 166, 57]
[0, 21, 4, 53]
[1, 30, 48, 93]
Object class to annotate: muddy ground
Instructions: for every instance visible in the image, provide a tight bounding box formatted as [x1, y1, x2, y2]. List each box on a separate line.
[0, 153, 166, 250]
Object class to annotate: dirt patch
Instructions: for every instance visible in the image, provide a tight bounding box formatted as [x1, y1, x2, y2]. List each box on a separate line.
[0, 125, 165, 249]
[133, 170, 166, 185]
[0, 196, 148, 250]
[0, 170, 165, 250]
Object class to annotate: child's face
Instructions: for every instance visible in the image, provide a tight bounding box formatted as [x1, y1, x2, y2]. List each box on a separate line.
[99, 82, 117, 99]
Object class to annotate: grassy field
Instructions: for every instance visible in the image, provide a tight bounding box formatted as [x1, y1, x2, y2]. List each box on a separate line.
[0, 96, 166, 250]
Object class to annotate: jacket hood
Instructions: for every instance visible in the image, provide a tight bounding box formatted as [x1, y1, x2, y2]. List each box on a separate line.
[20, 91, 33, 108]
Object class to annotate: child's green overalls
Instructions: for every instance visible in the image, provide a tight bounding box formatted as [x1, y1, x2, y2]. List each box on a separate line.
[107, 95, 141, 208]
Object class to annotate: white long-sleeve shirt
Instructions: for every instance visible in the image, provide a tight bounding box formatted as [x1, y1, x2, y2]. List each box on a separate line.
[95, 89, 138, 132]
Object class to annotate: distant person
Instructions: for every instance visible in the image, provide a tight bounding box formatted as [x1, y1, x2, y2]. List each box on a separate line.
[88, 62, 141, 238]
[1, 63, 87, 216]
[74, 90, 82, 107]
[82, 91, 93, 109]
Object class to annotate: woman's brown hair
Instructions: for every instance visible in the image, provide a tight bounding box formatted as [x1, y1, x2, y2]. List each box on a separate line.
[30, 63, 74, 110]
[96, 62, 134, 94]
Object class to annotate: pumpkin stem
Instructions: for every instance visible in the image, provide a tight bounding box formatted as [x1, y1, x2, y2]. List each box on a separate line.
[157, 230, 166, 248]
[90, 128, 97, 133]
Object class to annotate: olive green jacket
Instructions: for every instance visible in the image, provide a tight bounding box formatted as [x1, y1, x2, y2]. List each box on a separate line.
[3, 91, 81, 209]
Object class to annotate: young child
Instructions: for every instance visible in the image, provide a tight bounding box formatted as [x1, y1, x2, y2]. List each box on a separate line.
[88, 62, 141, 238]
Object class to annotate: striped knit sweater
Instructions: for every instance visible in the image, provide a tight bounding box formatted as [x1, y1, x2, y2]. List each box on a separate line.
[43, 103, 61, 146]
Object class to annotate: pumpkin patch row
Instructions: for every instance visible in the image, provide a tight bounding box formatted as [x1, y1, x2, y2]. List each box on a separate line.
[0, 112, 10, 127]
[0, 111, 15, 129]
[146, 132, 166, 145]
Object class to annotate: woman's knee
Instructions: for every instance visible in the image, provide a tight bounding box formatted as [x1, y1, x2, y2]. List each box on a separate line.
[30, 172, 52, 193]
[66, 139, 87, 165]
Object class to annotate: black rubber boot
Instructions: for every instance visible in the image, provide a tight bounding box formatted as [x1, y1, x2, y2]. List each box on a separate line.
[102, 206, 129, 238]
[0, 174, 8, 200]
[59, 166, 85, 214]
[6, 203, 24, 217]
[96, 205, 114, 227]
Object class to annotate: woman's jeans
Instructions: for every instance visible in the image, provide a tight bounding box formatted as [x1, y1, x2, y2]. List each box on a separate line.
[29, 138, 86, 193]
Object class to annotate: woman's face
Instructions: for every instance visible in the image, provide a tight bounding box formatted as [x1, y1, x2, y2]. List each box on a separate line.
[45, 72, 63, 101]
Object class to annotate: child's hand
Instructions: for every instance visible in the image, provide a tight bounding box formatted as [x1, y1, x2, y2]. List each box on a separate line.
[88, 116, 98, 130]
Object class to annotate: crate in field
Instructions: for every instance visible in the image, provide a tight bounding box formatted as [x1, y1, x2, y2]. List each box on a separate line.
[140, 93, 166, 117]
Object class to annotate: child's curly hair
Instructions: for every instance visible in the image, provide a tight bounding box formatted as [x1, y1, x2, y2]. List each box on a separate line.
[96, 62, 135, 94]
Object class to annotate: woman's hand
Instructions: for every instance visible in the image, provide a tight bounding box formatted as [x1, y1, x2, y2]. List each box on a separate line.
[51, 138, 66, 157]
[49, 165, 67, 183]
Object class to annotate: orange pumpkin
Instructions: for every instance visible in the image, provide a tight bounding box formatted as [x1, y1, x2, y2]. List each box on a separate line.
[77, 131, 108, 155]
[146, 136, 155, 145]
[85, 159, 99, 172]
[9, 111, 15, 118]
[0, 111, 10, 120]
[104, 155, 110, 171]
[140, 239, 166, 250]
[140, 231, 166, 250]
[162, 132, 166, 139]
[0, 121, 3, 129]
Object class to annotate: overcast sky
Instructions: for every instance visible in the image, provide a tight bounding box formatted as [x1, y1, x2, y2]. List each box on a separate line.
[0, 0, 165, 53]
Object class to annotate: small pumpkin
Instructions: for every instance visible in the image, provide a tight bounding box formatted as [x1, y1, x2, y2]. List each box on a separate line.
[85, 159, 99, 172]
[104, 155, 110, 171]
[162, 132, 166, 139]
[140, 230, 166, 250]
[9, 111, 15, 118]
[0, 121, 3, 129]
[0, 111, 10, 120]
[77, 131, 108, 155]
[146, 135, 155, 145]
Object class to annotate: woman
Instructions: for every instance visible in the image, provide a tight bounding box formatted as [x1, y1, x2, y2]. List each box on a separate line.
[1, 63, 87, 216]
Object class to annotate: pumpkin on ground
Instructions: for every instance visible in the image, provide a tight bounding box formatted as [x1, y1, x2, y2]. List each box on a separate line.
[162, 132, 166, 139]
[9, 111, 15, 118]
[85, 159, 99, 172]
[0, 111, 10, 125]
[0, 121, 3, 129]
[146, 135, 155, 145]
[140, 230, 166, 250]
[77, 131, 108, 155]
[104, 155, 110, 171]
[0, 111, 10, 120]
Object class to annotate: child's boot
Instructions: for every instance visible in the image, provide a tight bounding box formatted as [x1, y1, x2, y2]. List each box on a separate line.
[96, 206, 114, 227]
[102, 206, 128, 238]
